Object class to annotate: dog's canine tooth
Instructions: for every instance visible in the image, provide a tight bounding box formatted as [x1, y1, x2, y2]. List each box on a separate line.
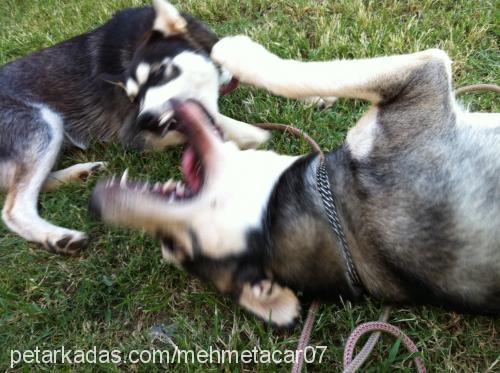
[142, 182, 150, 192]
[153, 182, 162, 192]
[176, 183, 185, 196]
[163, 179, 175, 192]
[159, 110, 174, 126]
[120, 169, 129, 187]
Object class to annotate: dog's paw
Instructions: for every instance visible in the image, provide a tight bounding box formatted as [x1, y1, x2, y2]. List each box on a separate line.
[43, 230, 88, 255]
[75, 161, 107, 181]
[230, 126, 270, 149]
[211, 35, 275, 86]
[239, 280, 301, 329]
[302, 96, 338, 110]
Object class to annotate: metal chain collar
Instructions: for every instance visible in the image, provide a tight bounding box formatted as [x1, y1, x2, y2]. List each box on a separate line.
[316, 158, 363, 294]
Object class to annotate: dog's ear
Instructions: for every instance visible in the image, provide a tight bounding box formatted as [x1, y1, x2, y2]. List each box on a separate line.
[152, 0, 187, 36]
[238, 280, 301, 328]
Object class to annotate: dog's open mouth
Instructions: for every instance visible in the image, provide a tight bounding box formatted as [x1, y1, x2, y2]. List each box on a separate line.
[91, 99, 223, 222]
[103, 141, 205, 202]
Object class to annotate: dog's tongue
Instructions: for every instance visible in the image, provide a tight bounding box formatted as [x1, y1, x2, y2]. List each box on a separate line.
[181, 146, 201, 192]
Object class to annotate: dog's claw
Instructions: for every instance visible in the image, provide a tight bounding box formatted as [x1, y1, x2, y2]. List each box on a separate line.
[55, 235, 72, 248]
[76, 161, 107, 181]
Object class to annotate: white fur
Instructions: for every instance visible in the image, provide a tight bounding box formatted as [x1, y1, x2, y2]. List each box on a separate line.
[458, 112, 500, 130]
[189, 142, 298, 258]
[346, 107, 379, 159]
[215, 113, 270, 149]
[126, 79, 139, 99]
[140, 52, 219, 116]
[138, 50, 269, 150]
[136, 62, 151, 85]
[100, 140, 297, 261]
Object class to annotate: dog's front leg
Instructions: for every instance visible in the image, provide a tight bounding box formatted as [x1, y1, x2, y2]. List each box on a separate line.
[216, 114, 269, 149]
[43, 162, 107, 192]
[212, 36, 451, 104]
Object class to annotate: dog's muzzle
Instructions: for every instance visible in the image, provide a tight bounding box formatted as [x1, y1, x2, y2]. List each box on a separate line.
[137, 108, 177, 136]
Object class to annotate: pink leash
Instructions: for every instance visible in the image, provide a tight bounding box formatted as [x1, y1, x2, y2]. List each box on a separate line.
[291, 303, 426, 372]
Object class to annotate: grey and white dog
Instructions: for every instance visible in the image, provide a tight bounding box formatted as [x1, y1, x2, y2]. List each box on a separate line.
[0, 2, 267, 253]
[91, 35, 500, 327]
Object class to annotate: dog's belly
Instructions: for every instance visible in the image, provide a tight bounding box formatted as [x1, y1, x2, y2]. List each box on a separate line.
[347, 114, 500, 311]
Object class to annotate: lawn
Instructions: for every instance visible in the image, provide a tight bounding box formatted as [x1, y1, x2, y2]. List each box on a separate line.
[0, 0, 498, 371]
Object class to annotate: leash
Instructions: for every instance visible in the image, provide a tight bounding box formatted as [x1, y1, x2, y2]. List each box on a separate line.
[454, 83, 500, 95]
[221, 78, 499, 372]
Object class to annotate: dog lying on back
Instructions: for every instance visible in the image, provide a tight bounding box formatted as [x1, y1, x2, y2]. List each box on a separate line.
[0, 1, 268, 253]
[91, 35, 500, 327]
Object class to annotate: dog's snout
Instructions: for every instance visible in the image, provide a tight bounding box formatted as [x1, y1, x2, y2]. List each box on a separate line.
[137, 112, 159, 132]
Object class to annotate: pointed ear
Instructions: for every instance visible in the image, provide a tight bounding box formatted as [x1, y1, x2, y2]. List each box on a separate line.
[238, 280, 301, 328]
[152, 0, 187, 35]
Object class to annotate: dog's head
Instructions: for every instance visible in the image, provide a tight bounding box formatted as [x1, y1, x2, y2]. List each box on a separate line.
[105, 0, 235, 149]
[90, 100, 304, 327]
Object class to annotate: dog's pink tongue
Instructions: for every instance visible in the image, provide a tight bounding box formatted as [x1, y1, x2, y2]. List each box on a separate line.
[181, 146, 201, 192]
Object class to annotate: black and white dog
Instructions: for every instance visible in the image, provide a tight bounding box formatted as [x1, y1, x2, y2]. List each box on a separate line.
[91, 35, 500, 327]
[0, 1, 268, 253]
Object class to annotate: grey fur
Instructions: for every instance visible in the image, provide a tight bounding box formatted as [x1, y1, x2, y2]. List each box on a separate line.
[90, 46, 500, 325]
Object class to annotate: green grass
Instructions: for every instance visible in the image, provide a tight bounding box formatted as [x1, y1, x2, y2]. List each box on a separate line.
[0, 0, 499, 371]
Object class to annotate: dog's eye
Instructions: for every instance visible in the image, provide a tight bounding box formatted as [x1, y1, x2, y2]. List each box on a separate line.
[150, 64, 166, 80]
[165, 64, 180, 79]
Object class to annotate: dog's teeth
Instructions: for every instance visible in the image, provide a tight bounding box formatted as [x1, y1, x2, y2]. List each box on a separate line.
[163, 179, 175, 192]
[153, 182, 162, 192]
[120, 169, 129, 187]
[168, 194, 175, 203]
[142, 182, 150, 192]
[159, 110, 174, 126]
[176, 183, 185, 195]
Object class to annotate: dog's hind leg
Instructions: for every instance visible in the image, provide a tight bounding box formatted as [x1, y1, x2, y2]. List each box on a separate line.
[1, 106, 87, 253]
[43, 161, 107, 192]
[212, 36, 451, 104]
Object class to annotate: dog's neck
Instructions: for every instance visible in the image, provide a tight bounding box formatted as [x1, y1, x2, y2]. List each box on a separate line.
[257, 150, 366, 302]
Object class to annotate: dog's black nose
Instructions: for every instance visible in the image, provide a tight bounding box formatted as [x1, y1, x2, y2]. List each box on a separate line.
[136, 112, 161, 133]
